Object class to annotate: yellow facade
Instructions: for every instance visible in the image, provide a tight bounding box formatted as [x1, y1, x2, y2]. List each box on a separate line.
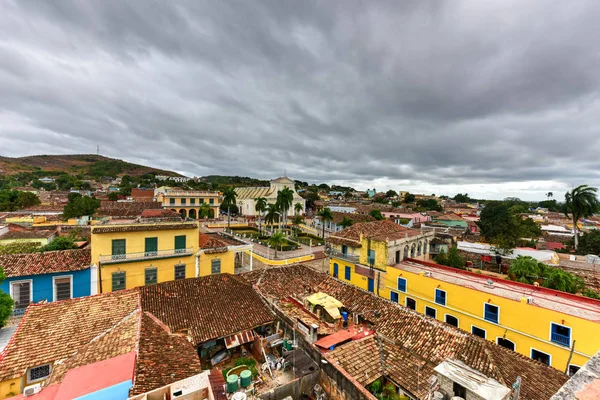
[163, 191, 220, 219]
[91, 222, 199, 292]
[198, 251, 235, 276]
[0, 377, 21, 399]
[329, 255, 600, 372]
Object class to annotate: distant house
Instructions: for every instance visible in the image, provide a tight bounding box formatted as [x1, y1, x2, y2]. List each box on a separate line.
[0, 226, 57, 247]
[39, 177, 54, 184]
[0, 249, 97, 316]
[131, 188, 155, 202]
[315, 211, 375, 234]
[365, 189, 376, 198]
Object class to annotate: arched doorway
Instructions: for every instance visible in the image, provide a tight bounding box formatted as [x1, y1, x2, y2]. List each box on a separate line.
[403, 245, 409, 260]
[179, 209, 187, 219]
[188, 209, 197, 219]
[410, 243, 416, 258]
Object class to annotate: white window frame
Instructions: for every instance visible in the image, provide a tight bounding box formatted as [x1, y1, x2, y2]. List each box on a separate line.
[483, 303, 500, 324]
[496, 337, 516, 352]
[434, 288, 446, 306]
[471, 325, 486, 339]
[549, 322, 572, 347]
[530, 347, 552, 366]
[397, 277, 407, 292]
[27, 363, 52, 384]
[425, 306, 437, 319]
[9, 279, 33, 305]
[444, 313, 459, 328]
[52, 275, 73, 302]
[390, 291, 399, 303]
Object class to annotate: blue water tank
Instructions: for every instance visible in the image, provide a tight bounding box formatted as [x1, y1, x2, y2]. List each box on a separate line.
[341, 311, 348, 321]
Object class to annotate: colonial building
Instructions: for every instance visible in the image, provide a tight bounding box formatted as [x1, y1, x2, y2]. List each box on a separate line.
[162, 190, 220, 219]
[235, 176, 305, 217]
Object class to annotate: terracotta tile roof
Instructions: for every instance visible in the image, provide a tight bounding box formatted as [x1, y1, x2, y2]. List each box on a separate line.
[0, 229, 56, 240]
[327, 220, 421, 247]
[139, 274, 273, 345]
[140, 209, 181, 218]
[331, 212, 375, 225]
[92, 222, 197, 234]
[240, 265, 568, 400]
[131, 312, 201, 395]
[0, 248, 91, 278]
[0, 289, 139, 381]
[48, 309, 140, 385]
[96, 201, 162, 217]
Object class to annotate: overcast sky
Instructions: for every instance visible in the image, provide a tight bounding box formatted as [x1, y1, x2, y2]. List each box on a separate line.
[1, 1, 599, 200]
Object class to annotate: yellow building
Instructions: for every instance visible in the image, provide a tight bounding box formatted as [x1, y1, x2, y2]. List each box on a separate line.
[91, 220, 200, 292]
[326, 220, 434, 293]
[0, 227, 57, 247]
[198, 233, 254, 276]
[328, 221, 600, 374]
[162, 190, 220, 219]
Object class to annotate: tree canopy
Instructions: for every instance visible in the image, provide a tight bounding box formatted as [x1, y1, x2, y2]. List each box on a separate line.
[574, 230, 600, 256]
[404, 193, 415, 203]
[369, 209, 384, 220]
[416, 198, 442, 211]
[507, 256, 584, 294]
[62, 193, 101, 219]
[0, 267, 14, 327]
[436, 246, 465, 269]
[385, 190, 398, 198]
[0, 190, 41, 211]
[476, 201, 541, 249]
[564, 185, 599, 249]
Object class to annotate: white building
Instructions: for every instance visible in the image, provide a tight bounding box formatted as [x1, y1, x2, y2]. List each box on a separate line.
[155, 175, 191, 183]
[235, 176, 305, 217]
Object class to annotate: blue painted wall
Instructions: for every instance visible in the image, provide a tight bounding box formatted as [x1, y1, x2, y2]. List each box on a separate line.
[0, 268, 91, 303]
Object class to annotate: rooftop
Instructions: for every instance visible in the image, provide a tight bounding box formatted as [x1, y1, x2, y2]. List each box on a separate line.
[239, 264, 569, 400]
[327, 220, 424, 247]
[0, 248, 91, 278]
[91, 221, 197, 234]
[394, 259, 600, 322]
[199, 233, 246, 252]
[164, 190, 220, 197]
[330, 211, 375, 225]
[96, 201, 163, 217]
[551, 351, 600, 400]
[0, 229, 56, 240]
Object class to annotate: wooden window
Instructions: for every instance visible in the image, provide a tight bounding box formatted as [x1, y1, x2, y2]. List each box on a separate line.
[425, 306, 436, 319]
[112, 271, 126, 291]
[54, 276, 72, 301]
[145, 267, 157, 285]
[211, 259, 221, 274]
[145, 237, 158, 256]
[111, 239, 126, 260]
[174, 235, 186, 253]
[174, 264, 186, 280]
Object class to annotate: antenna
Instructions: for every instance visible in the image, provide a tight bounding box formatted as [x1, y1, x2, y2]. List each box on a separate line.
[97, 145, 99, 156]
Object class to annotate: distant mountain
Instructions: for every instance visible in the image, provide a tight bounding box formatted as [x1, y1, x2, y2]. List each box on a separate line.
[0, 154, 183, 178]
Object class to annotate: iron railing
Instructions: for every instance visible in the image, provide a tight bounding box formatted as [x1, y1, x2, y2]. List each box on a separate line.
[551, 332, 570, 346]
[327, 249, 359, 263]
[99, 247, 194, 263]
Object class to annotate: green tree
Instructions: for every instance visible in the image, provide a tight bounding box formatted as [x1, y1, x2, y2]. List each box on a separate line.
[317, 207, 334, 238]
[264, 203, 280, 234]
[107, 192, 119, 201]
[386, 190, 398, 198]
[583, 288, 600, 300]
[221, 187, 237, 229]
[294, 202, 303, 216]
[62, 193, 101, 219]
[576, 230, 600, 255]
[507, 256, 545, 284]
[369, 209, 384, 220]
[277, 187, 294, 227]
[267, 230, 286, 258]
[404, 193, 415, 203]
[391, 200, 401, 208]
[41, 236, 77, 251]
[453, 193, 471, 203]
[477, 201, 522, 249]
[0, 267, 14, 327]
[16, 191, 40, 209]
[417, 198, 442, 211]
[255, 197, 268, 233]
[301, 191, 320, 210]
[438, 246, 465, 269]
[564, 185, 600, 250]
[542, 268, 585, 294]
[339, 216, 354, 229]
[199, 203, 212, 222]
[538, 199, 560, 212]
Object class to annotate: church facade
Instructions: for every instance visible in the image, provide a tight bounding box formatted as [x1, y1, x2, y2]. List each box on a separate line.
[235, 176, 305, 217]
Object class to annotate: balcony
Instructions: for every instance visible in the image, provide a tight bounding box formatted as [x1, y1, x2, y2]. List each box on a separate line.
[327, 249, 359, 263]
[551, 332, 570, 347]
[99, 247, 194, 264]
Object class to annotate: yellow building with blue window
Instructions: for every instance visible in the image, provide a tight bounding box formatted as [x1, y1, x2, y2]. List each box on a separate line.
[91, 221, 200, 292]
[327, 221, 600, 374]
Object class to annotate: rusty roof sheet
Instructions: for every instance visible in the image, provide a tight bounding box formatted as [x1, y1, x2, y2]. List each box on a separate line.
[224, 330, 255, 349]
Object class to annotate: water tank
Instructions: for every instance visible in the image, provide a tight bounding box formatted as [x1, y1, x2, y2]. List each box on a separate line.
[240, 370, 252, 388]
[232, 393, 247, 400]
[227, 374, 239, 393]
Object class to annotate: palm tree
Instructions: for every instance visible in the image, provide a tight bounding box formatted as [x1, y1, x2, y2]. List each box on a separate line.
[264, 203, 280, 234]
[267, 230, 286, 258]
[294, 202, 303, 216]
[546, 192, 553, 200]
[291, 215, 303, 235]
[564, 185, 599, 250]
[255, 197, 267, 234]
[277, 187, 294, 228]
[221, 187, 237, 229]
[339, 216, 353, 229]
[317, 207, 334, 239]
[199, 203, 211, 223]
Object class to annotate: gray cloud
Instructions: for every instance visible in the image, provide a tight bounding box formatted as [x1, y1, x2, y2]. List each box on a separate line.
[1, 0, 600, 200]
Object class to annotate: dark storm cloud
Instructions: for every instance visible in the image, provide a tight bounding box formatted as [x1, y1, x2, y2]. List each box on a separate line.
[1, 0, 600, 198]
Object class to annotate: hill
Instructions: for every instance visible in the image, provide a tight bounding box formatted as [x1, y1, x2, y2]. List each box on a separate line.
[0, 154, 183, 178]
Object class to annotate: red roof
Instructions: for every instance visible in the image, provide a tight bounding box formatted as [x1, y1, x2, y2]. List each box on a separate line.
[315, 327, 359, 349]
[546, 242, 566, 251]
[224, 330, 255, 349]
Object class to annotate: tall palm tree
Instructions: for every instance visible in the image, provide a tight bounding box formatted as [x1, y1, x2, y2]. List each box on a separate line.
[255, 197, 267, 234]
[294, 202, 303, 216]
[546, 192, 553, 200]
[199, 203, 211, 223]
[277, 187, 294, 228]
[221, 187, 237, 229]
[264, 203, 280, 234]
[339, 216, 354, 229]
[317, 207, 334, 239]
[267, 230, 286, 258]
[564, 185, 599, 249]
